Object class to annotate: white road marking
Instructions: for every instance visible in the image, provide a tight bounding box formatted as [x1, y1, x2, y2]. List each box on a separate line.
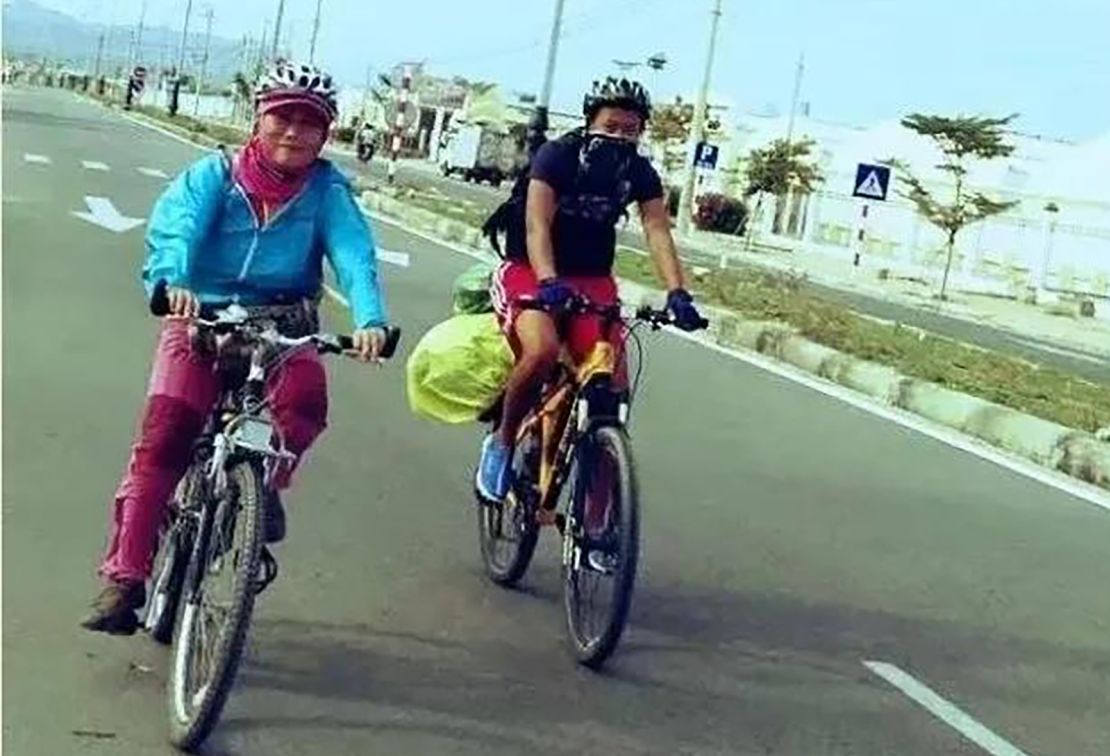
[137, 167, 170, 179]
[81, 160, 110, 171]
[1009, 336, 1107, 366]
[377, 248, 410, 267]
[71, 195, 146, 233]
[323, 285, 349, 307]
[864, 661, 1033, 756]
[115, 108, 213, 150]
[667, 327, 1110, 512]
[23, 153, 52, 164]
[365, 210, 492, 264]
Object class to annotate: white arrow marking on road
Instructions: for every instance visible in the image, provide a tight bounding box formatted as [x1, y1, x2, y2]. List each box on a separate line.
[378, 248, 410, 268]
[24, 153, 52, 164]
[137, 167, 169, 179]
[71, 196, 146, 233]
[82, 160, 110, 172]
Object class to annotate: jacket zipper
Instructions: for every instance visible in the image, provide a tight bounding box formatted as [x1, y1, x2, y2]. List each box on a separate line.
[233, 178, 313, 282]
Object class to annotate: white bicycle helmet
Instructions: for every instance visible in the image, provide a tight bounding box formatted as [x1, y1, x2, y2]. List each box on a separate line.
[255, 59, 338, 122]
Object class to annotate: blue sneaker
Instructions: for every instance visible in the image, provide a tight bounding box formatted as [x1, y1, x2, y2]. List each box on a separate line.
[475, 434, 513, 502]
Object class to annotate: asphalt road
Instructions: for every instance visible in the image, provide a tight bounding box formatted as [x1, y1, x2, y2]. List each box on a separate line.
[4, 87, 1109, 756]
[330, 145, 1108, 383]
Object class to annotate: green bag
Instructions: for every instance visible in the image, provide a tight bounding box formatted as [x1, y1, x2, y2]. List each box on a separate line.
[451, 261, 496, 315]
[406, 313, 514, 424]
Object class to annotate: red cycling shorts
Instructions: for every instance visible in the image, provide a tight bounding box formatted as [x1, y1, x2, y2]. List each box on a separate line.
[490, 261, 626, 372]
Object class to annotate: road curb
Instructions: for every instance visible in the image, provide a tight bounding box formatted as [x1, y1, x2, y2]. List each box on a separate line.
[360, 188, 1110, 492]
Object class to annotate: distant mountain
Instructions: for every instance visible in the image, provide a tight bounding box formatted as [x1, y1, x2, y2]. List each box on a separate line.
[2, 0, 246, 83]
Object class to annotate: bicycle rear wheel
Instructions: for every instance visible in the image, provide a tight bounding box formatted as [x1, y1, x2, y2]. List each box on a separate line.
[477, 433, 540, 587]
[167, 459, 264, 751]
[563, 425, 640, 669]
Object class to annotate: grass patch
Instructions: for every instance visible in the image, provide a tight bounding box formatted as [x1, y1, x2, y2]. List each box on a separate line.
[614, 250, 1110, 433]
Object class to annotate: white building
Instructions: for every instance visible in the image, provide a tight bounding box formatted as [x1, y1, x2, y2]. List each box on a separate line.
[698, 113, 1110, 298]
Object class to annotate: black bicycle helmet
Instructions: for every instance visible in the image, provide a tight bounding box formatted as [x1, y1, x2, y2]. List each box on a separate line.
[582, 76, 652, 122]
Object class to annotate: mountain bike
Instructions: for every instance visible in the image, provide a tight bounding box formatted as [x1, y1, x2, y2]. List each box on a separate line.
[143, 281, 400, 750]
[476, 296, 707, 668]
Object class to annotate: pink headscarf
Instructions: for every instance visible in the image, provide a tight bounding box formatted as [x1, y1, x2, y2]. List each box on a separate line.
[233, 90, 333, 210]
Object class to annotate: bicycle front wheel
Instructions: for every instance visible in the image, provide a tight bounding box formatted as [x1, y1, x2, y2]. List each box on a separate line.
[563, 424, 640, 669]
[168, 459, 264, 751]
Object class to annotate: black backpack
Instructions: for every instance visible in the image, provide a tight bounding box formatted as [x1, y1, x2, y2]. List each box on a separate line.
[480, 128, 635, 259]
[480, 133, 564, 258]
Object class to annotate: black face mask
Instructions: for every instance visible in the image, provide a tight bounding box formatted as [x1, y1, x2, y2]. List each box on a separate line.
[578, 133, 638, 188]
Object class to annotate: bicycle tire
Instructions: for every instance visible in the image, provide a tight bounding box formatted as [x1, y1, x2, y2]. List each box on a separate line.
[146, 467, 202, 645]
[477, 433, 540, 586]
[563, 425, 640, 669]
[477, 493, 540, 587]
[167, 459, 264, 751]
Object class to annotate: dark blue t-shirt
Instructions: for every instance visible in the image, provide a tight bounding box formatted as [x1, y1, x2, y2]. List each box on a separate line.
[515, 136, 664, 276]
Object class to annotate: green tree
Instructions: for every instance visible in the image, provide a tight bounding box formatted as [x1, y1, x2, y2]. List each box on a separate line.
[648, 97, 694, 176]
[229, 72, 253, 123]
[743, 138, 823, 234]
[887, 113, 1020, 301]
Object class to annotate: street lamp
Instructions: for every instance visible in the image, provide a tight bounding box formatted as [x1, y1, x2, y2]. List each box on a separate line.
[528, 0, 567, 157]
[678, 0, 725, 235]
[646, 52, 667, 98]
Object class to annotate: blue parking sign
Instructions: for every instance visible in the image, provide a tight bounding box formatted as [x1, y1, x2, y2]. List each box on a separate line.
[694, 142, 719, 170]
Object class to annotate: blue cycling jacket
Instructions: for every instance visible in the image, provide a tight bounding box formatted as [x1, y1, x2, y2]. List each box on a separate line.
[142, 153, 387, 328]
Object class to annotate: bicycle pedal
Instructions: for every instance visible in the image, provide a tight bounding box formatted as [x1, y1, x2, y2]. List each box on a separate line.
[252, 547, 279, 595]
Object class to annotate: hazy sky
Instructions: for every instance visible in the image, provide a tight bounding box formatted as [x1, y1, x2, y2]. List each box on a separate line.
[38, 0, 1110, 141]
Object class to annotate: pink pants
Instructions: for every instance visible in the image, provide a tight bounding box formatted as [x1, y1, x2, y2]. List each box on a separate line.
[99, 320, 328, 583]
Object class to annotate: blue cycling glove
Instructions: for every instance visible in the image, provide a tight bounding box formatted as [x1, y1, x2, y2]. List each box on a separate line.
[536, 278, 575, 312]
[666, 288, 705, 331]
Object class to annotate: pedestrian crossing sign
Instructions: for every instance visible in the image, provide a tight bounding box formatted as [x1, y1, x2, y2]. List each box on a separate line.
[853, 163, 891, 201]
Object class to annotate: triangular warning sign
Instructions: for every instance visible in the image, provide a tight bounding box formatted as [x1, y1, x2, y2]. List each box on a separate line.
[855, 170, 886, 199]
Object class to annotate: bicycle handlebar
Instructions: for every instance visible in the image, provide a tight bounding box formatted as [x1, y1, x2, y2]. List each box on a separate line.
[148, 280, 401, 359]
[517, 295, 709, 331]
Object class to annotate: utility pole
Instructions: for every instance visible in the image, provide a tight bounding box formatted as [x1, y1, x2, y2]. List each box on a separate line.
[388, 64, 415, 184]
[194, 7, 213, 117]
[528, 0, 567, 156]
[309, 0, 323, 63]
[678, 0, 724, 235]
[170, 0, 194, 116]
[93, 29, 106, 78]
[271, 0, 287, 60]
[129, 0, 148, 71]
[360, 63, 373, 122]
[785, 51, 805, 143]
[258, 19, 270, 71]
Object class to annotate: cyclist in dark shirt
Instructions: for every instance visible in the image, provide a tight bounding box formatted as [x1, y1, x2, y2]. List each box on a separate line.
[477, 77, 705, 502]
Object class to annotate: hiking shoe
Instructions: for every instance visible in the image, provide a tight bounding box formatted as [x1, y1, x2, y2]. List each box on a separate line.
[80, 581, 146, 636]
